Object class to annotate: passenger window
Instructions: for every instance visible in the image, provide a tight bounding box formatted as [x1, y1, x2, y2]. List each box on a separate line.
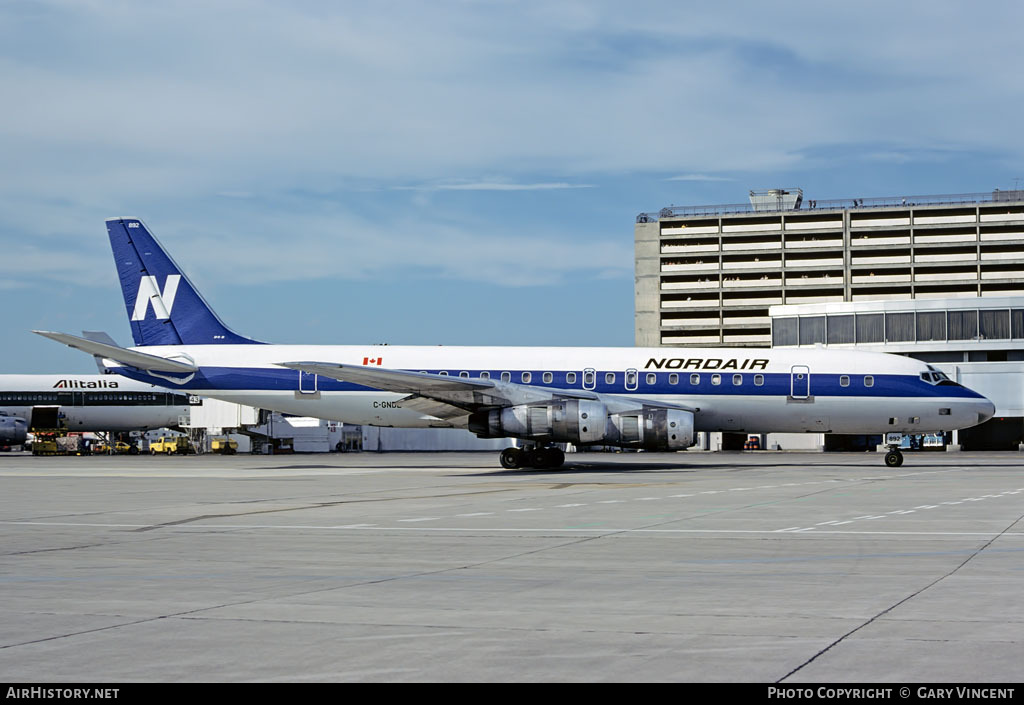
[690, 374, 699, 385]
[583, 370, 595, 386]
[567, 372, 577, 385]
[864, 375, 874, 387]
[480, 371, 490, 379]
[605, 372, 615, 384]
[712, 374, 721, 386]
[522, 372, 532, 383]
[669, 373, 679, 385]
[542, 372, 552, 384]
[439, 371, 449, 376]
[754, 374, 764, 386]
[840, 375, 850, 387]
[459, 371, 469, 378]
[733, 374, 742, 386]
[501, 372, 511, 382]
[646, 373, 656, 385]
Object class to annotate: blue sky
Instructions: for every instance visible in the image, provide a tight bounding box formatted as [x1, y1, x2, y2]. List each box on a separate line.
[3, 1, 1023, 372]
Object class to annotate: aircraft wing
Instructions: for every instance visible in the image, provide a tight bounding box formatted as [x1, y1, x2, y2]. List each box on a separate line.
[277, 361, 695, 417]
[34, 331, 198, 374]
[278, 361, 554, 412]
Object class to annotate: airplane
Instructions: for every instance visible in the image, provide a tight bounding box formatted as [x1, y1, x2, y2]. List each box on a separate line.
[0, 412, 28, 450]
[34, 217, 995, 469]
[0, 373, 193, 449]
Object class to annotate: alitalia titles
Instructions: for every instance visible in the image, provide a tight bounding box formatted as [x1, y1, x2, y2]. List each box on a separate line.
[645, 357, 769, 371]
[53, 379, 120, 389]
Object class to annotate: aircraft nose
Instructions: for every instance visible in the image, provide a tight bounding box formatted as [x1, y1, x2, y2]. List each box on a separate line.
[977, 398, 996, 425]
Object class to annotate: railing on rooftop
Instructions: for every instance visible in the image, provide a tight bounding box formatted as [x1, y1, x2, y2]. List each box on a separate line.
[636, 190, 1024, 223]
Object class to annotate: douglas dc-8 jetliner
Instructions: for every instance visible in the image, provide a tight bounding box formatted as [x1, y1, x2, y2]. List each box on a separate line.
[36, 218, 994, 469]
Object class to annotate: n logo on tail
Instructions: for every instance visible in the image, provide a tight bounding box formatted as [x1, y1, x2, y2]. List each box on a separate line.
[106, 217, 263, 346]
[131, 275, 181, 321]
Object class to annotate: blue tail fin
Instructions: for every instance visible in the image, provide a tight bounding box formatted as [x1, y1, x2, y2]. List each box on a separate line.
[106, 218, 262, 346]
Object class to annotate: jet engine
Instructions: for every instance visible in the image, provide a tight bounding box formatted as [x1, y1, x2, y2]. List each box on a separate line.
[468, 399, 608, 444]
[469, 400, 694, 451]
[604, 406, 694, 451]
[0, 414, 28, 447]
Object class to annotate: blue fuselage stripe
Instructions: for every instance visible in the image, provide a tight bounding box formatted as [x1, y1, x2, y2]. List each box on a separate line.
[110, 366, 984, 400]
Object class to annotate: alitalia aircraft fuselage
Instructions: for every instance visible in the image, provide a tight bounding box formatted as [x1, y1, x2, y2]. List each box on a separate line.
[0, 374, 190, 437]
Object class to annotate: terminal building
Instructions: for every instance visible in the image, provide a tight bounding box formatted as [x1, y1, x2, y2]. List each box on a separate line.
[635, 189, 1024, 451]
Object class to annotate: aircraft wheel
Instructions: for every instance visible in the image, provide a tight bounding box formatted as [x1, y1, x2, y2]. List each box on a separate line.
[545, 448, 565, 469]
[499, 447, 522, 469]
[884, 450, 904, 467]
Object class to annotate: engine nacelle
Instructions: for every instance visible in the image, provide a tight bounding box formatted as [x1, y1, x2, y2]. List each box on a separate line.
[605, 407, 694, 451]
[469, 399, 607, 444]
[0, 414, 27, 446]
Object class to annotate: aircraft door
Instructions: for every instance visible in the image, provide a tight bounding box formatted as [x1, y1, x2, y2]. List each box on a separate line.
[625, 368, 638, 391]
[29, 406, 61, 430]
[790, 365, 810, 399]
[298, 370, 318, 395]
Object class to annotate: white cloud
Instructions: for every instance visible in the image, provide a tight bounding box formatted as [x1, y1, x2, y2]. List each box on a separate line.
[2, 0, 1023, 291]
[2, 0, 1022, 189]
[159, 209, 634, 289]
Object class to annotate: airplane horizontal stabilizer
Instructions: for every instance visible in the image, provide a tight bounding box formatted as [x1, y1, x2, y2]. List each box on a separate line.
[33, 331, 198, 374]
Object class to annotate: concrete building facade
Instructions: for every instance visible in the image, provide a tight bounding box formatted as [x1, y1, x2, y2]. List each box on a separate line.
[636, 189, 1024, 348]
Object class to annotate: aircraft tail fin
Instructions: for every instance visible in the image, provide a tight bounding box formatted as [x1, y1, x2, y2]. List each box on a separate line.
[106, 218, 262, 346]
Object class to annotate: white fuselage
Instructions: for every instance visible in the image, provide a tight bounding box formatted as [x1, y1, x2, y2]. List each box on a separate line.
[0, 374, 190, 432]
[108, 344, 994, 436]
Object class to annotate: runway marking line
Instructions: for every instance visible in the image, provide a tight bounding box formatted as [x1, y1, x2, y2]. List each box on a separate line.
[3, 520, 1024, 538]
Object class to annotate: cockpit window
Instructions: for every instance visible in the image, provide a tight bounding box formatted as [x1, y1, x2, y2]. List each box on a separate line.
[920, 371, 951, 385]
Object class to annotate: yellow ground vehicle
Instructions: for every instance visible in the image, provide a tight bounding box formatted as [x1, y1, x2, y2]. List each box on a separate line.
[149, 436, 192, 455]
[93, 441, 139, 455]
[210, 437, 239, 455]
[31, 433, 61, 455]
[31, 431, 87, 455]
[117, 441, 140, 455]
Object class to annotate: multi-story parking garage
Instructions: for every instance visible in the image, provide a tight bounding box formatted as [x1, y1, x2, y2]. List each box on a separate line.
[635, 189, 1024, 450]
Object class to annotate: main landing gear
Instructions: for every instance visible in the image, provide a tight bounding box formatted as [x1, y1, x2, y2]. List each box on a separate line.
[499, 446, 565, 470]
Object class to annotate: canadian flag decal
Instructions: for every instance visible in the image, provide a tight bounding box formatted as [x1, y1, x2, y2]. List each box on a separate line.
[362, 357, 383, 366]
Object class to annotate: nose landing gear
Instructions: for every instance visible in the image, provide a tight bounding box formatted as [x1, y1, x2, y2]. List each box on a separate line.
[884, 448, 904, 467]
[883, 432, 905, 467]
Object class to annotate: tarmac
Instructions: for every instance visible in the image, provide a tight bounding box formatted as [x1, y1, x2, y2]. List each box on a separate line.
[2, 449, 1023, 683]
